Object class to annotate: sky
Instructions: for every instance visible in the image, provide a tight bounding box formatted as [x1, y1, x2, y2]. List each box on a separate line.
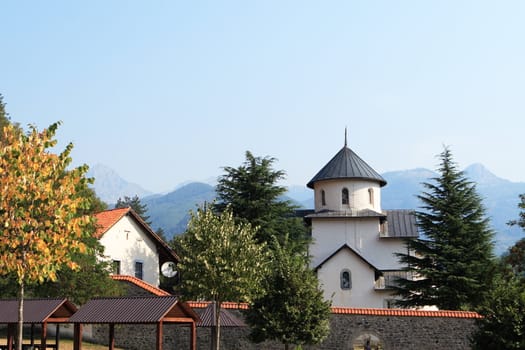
[2, 1, 525, 193]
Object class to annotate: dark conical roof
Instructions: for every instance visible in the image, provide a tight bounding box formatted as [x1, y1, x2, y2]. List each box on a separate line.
[307, 146, 387, 188]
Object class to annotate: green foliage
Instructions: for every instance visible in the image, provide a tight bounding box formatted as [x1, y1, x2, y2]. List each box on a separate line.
[245, 237, 331, 348]
[471, 274, 525, 349]
[395, 147, 495, 310]
[115, 194, 151, 225]
[214, 150, 309, 252]
[174, 204, 268, 350]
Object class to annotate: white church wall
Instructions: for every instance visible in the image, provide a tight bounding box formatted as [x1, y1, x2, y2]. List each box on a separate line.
[317, 248, 390, 308]
[314, 179, 381, 212]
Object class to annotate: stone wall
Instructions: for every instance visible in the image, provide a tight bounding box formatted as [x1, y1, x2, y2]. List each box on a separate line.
[88, 308, 479, 350]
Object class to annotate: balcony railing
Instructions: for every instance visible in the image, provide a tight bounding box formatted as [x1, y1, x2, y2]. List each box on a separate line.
[375, 271, 412, 290]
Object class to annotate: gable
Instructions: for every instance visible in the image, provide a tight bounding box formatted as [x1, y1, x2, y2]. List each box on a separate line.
[316, 244, 379, 272]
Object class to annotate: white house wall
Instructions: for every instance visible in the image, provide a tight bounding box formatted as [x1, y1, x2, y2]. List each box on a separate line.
[99, 215, 160, 286]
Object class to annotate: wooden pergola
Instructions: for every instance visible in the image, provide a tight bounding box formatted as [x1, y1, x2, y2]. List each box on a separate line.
[0, 298, 77, 350]
[68, 296, 199, 350]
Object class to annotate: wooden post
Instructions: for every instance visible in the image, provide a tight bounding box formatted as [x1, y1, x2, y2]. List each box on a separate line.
[55, 324, 60, 349]
[30, 324, 35, 346]
[109, 324, 115, 350]
[41, 322, 47, 350]
[73, 324, 82, 350]
[156, 321, 163, 350]
[190, 322, 196, 350]
[7, 323, 15, 350]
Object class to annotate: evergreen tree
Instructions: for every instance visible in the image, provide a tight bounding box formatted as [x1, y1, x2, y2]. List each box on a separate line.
[394, 147, 495, 310]
[245, 237, 331, 350]
[115, 194, 151, 225]
[214, 150, 309, 252]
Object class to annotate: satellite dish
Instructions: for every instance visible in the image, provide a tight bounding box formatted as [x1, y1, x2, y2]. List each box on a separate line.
[161, 261, 178, 278]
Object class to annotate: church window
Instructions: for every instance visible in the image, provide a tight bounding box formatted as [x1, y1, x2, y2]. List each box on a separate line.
[341, 269, 352, 290]
[368, 188, 374, 205]
[342, 188, 349, 205]
[321, 190, 326, 206]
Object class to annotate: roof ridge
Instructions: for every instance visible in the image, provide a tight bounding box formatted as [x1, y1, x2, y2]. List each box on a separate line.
[111, 275, 172, 296]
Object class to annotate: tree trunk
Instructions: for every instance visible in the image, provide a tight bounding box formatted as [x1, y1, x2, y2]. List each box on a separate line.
[211, 301, 221, 350]
[17, 279, 24, 350]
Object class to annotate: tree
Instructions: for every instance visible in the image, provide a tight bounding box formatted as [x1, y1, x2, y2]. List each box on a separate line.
[214, 151, 309, 252]
[0, 122, 93, 350]
[115, 194, 151, 225]
[174, 204, 268, 350]
[471, 273, 525, 349]
[0, 94, 21, 145]
[245, 237, 331, 350]
[394, 147, 495, 310]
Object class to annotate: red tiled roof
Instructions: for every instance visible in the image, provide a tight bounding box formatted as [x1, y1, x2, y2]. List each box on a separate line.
[331, 307, 482, 319]
[111, 275, 171, 297]
[93, 207, 130, 238]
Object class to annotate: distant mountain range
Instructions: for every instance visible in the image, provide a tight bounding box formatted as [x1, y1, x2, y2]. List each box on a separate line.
[88, 163, 525, 255]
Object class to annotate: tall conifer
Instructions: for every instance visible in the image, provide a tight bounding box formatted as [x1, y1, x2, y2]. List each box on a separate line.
[395, 147, 495, 310]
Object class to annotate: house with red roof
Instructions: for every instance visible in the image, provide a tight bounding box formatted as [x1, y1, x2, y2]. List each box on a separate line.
[94, 207, 179, 288]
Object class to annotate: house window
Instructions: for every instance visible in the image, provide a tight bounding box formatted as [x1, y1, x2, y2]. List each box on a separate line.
[112, 260, 121, 275]
[342, 188, 349, 205]
[321, 190, 326, 206]
[135, 261, 144, 280]
[341, 269, 352, 290]
[368, 188, 374, 205]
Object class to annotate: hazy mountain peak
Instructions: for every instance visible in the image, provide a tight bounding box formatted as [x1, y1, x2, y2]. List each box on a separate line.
[87, 163, 153, 204]
[464, 163, 506, 185]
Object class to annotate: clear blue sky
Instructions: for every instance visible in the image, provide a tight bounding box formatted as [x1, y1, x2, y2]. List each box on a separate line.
[2, 1, 525, 193]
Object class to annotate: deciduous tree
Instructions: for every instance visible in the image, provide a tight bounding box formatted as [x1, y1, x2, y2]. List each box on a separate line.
[394, 147, 495, 310]
[245, 237, 331, 350]
[0, 122, 93, 350]
[174, 204, 267, 350]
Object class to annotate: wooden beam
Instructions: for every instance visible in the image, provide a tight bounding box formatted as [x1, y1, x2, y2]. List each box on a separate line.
[109, 324, 115, 350]
[73, 324, 83, 350]
[162, 317, 196, 323]
[41, 321, 47, 349]
[190, 321, 196, 350]
[156, 321, 163, 350]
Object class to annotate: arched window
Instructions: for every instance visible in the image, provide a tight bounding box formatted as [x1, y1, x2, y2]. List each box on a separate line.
[321, 190, 326, 206]
[341, 269, 352, 290]
[342, 188, 349, 205]
[368, 188, 374, 205]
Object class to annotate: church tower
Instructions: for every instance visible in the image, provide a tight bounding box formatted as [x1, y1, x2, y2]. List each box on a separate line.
[306, 134, 417, 308]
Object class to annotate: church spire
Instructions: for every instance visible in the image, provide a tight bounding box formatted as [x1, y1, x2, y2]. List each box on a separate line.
[344, 127, 348, 147]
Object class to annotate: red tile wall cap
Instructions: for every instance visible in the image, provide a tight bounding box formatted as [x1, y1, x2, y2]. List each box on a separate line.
[187, 301, 249, 310]
[111, 275, 171, 297]
[330, 307, 482, 318]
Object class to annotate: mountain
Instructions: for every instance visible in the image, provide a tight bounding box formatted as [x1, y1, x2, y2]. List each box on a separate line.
[142, 182, 216, 236]
[382, 164, 525, 254]
[89, 164, 525, 254]
[87, 164, 152, 204]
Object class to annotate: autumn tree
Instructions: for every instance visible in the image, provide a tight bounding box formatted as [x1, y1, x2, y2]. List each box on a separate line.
[245, 237, 331, 350]
[174, 204, 268, 350]
[394, 147, 495, 310]
[0, 122, 93, 350]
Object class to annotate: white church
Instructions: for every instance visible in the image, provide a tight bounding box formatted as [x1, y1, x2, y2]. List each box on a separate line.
[305, 137, 418, 308]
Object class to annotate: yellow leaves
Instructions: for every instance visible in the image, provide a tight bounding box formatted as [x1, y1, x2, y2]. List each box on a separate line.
[0, 122, 92, 286]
